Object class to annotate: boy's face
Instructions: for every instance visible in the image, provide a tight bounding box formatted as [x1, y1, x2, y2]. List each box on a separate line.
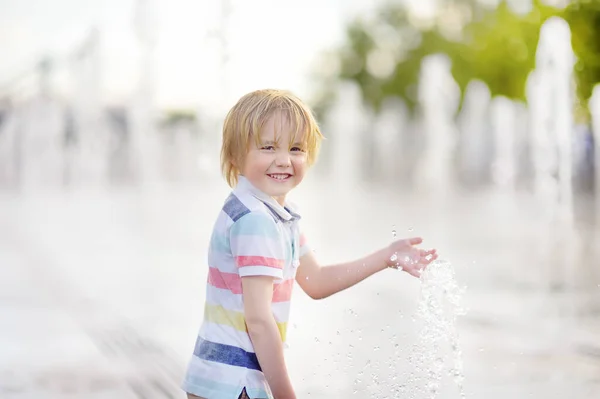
[240, 112, 307, 204]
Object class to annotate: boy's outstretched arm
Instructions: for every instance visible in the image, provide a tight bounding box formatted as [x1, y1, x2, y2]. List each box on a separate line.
[242, 276, 296, 399]
[295, 237, 437, 300]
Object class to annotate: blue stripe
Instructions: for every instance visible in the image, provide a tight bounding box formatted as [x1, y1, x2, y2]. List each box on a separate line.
[193, 337, 262, 371]
[223, 194, 250, 222]
[230, 212, 280, 238]
[183, 376, 270, 399]
[182, 376, 245, 398]
[210, 230, 230, 253]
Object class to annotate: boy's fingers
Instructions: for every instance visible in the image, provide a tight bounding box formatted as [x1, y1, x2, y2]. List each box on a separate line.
[407, 269, 420, 278]
[419, 249, 436, 258]
[406, 237, 423, 245]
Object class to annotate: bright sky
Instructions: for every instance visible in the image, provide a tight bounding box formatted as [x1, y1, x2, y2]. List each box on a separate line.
[0, 0, 389, 111]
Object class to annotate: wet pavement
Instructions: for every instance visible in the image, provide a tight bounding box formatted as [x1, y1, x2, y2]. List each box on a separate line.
[1, 177, 599, 398]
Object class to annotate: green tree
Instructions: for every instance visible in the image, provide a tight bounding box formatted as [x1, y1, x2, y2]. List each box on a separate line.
[315, 0, 600, 122]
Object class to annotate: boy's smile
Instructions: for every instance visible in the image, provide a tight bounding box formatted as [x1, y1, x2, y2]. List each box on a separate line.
[267, 173, 292, 181]
[240, 112, 307, 204]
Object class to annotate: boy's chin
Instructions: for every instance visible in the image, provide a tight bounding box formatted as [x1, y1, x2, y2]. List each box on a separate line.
[265, 189, 292, 198]
[263, 185, 294, 198]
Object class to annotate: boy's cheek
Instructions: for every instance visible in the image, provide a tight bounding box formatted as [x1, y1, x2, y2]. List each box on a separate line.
[294, 155, 308, 163]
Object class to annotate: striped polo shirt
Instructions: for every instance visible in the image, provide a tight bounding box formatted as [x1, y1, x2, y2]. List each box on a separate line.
[182, 176, 309, 399]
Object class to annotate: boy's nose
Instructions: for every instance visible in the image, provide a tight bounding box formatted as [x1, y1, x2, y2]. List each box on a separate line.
[275, 150, 291, 166]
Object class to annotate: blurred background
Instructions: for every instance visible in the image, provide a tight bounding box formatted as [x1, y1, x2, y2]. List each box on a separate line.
[1, 0, 600, 398]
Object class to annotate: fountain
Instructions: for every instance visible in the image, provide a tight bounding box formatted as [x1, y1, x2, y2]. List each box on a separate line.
[129, 0, 160, 186]
[526, 17, 577, 289]
[591, 85, 600, 214]
[490, 96, 517, 193]
[399, 260, 466, 399]
[13, 59, 67, 190]
[0, 103, 19, 187]
[416, 54, 460, 196]
[372, 96, 408, 182]
[200, 0, 233, 179]
[70, 27, 107, 187]
[457, 80, 492, 187]
[530, 17, 575, 225]
[324, 81, 371, 190]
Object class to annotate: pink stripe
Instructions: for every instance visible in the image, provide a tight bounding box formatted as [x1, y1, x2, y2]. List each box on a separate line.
[207, 267, 293, 302]
[272, 278, 294, 302]
[208, 267, 242, 294]
[236, 256, 284, 269]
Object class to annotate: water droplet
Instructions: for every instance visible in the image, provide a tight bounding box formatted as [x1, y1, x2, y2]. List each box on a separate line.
[391, 225, 397, 239]
[406, 260, 466, 397]
[408, 227, 413, 232]
[305, 276, 309, 280]
[374, 346, 380, 351]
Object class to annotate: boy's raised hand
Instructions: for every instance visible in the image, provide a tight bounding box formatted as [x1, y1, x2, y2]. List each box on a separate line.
[386, 237, 438, 278]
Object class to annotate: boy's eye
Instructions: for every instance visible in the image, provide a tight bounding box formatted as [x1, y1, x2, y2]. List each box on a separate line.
[261, 145, 275, 151]
[291, 147, 305, 152]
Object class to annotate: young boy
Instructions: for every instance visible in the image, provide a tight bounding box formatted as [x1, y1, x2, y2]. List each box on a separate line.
[182, 89, 437, 399]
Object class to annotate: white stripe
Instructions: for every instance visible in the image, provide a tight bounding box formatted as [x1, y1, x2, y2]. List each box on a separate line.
[204, 286, 291, 321]
[271, 300, 291, 322]
[185, 355, 265, 386]
[208, 251, 238, 273]
[213, 212, 231, 233]
[206, 285, 244, 312]
[238, 266, 283, 280]
[232, 191, 265, 213]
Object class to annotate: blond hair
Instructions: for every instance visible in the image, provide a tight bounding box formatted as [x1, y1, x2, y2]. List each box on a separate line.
[220, 89, 324, 187]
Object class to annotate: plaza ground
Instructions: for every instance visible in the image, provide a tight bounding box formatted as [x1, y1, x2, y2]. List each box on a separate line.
[1, 177, 599, 398]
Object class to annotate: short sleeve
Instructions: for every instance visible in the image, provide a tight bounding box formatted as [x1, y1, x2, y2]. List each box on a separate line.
[299, 231, 311, 257]
[230, 212, 285, 279]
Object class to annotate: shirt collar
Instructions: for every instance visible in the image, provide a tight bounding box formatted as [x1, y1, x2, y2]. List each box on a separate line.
[235, 175, 301, 223]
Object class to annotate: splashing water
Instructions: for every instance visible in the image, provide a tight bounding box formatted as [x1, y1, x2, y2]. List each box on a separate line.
[398, 260, 467, 399]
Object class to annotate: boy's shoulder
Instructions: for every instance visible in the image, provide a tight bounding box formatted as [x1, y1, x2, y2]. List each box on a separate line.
[220, 190, 275, 224]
